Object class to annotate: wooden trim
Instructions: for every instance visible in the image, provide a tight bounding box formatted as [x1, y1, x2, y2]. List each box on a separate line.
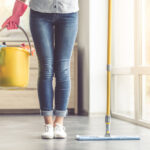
[112, 66, 150, 75]
[0, 108, 75, 115]
[2, 41, 78, 47]
[0, 109, 40, 114]
[0, 87, 37, 90]
[134, 0, 142, 122]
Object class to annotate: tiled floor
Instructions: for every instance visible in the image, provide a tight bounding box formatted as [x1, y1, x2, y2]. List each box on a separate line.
[0, 115, 150, 150]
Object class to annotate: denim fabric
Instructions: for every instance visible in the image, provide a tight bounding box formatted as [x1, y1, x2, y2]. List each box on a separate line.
[29, 8, 78, 117]
[29, 0, 79, 13]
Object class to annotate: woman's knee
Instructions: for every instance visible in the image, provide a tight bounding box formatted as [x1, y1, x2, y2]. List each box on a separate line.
[38, 58, 54, 79]
[54, 59, 71, 81]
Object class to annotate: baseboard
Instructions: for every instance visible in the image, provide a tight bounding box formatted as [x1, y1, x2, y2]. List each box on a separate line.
[0, 109, 40, 115]
[0, 108, 75, 115]
[89, 112, 105, 117]
[77, 110, 89, 116]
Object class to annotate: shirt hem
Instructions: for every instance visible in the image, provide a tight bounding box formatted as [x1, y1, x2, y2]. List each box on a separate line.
[29, 6, 79, 14]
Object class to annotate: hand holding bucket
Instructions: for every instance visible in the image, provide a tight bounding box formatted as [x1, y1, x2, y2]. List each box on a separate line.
[0, 25, 35, 88]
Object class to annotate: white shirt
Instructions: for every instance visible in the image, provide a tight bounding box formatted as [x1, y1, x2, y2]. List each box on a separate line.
[29, 0, 79, 13]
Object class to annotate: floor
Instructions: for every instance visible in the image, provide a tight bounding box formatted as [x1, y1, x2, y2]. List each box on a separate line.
[0, 115, 150, 150]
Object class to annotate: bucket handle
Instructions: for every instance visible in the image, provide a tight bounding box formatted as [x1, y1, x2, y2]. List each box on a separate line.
[0, 25, 33, 56]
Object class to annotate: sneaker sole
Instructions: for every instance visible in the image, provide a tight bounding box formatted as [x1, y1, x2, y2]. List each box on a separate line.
[54, 135, 67, 139]
[41, 135, 54, 139]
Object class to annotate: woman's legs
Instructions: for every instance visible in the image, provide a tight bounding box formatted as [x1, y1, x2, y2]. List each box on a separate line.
[29, 9, 55, 124]
[53, 12, 78, 125]
[29, 9, 78, 127]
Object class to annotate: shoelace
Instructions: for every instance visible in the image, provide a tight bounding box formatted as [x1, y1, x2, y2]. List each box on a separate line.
[44, 124, 53, 132]
[55, 124, 66, 132]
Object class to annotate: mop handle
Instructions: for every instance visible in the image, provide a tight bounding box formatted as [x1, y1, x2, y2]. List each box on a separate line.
[0, 25, 32, 56]
[106, 0, 112, 117]
[105, 0, 112, 137]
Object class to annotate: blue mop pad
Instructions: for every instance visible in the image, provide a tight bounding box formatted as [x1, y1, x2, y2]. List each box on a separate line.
[76, 135, 140, 141]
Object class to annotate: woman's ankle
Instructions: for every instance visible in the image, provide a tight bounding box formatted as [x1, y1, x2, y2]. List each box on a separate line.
[53, 117, 64, 126]
[44, 116, 53, 125]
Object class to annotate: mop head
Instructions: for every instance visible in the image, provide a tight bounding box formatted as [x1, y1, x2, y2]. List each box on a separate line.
[76, 135, 140, 141]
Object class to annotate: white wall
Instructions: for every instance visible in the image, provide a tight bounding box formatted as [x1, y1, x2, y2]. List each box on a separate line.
[89, 0, 108, 114]
[77, 0, 108, 115]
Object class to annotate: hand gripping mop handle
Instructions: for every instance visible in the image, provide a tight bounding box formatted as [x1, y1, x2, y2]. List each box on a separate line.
[0, 25, 33, 56]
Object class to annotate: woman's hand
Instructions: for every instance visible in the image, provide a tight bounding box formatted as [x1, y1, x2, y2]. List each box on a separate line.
[1, 0, 28, 30]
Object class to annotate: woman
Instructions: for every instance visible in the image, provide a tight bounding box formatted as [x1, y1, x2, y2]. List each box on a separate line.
[1, 0, 79, 139]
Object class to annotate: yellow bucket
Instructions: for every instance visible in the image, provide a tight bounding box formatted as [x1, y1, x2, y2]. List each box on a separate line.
[0, 26, 34, 88]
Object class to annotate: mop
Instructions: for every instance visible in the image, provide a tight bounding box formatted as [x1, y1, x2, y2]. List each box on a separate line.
[76, 0, 140, 141]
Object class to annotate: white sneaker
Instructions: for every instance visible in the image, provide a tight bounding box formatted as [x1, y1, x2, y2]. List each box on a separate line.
[54, 123, 67, 139]
[41, 124, 54, 139]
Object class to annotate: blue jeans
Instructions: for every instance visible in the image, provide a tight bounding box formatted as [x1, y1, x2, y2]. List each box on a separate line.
[29, 9, 78, 117]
